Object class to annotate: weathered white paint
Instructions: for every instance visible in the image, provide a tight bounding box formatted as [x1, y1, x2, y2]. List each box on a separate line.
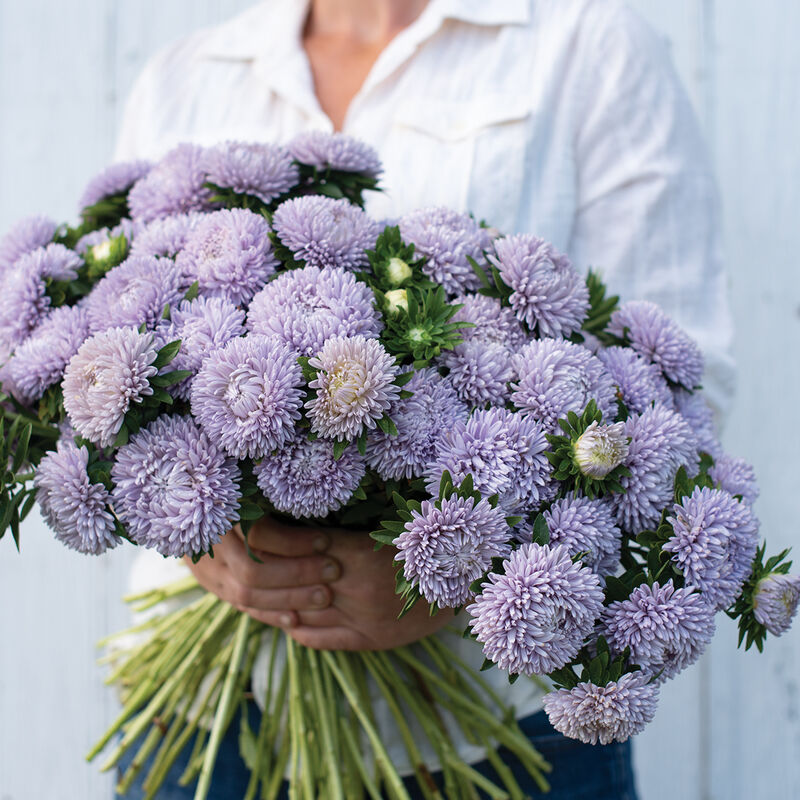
[0, 2, 798, 798]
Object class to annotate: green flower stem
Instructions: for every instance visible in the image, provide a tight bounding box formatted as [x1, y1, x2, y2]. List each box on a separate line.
[124, 575, 204, 611]
[447, 758, 510, 800]
[343, 653, 381, 788]
[0, 409, 59, 440]
[362, 651, 442, 800]
[307, 648, 345, 800]
[262, 728, 291, 800]
[245, 629, 279, 800]
[87, 677, 156, 762]
[476, 733, 526, 800]
[339, 714, 383, 800]
[194, 613, 252, 800]
[322, 651, 412, 800]
[286, 636, 314, 800]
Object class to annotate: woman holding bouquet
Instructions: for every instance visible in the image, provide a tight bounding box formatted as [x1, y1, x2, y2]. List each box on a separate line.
[114, 0, 734, 796]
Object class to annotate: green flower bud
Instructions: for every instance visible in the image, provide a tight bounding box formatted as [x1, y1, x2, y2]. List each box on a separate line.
[384, 288, 408, 314]
[387, 257, 413, 286]
[572, 421, 629, 479]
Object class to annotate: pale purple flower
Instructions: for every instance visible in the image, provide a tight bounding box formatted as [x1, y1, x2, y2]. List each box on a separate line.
[425, 407, 551, 513]
[79, 160, 152, 209]
[753, 573, 800, 636]
[255, 435, 366, 519]
[288, 131, 383, 178]
[365, 368, 467, 480]
[272, 196, 379, 271]
[0, 244, 83, 351]
[156, 296, 246, 399]
[0, 215, 57, 275]
[450, 293, 527, 349]
[596, 346, 673, 415]
[488, 234, 589, 338]
[84, 255, 184, 333]
[709, 454, 759, 505]
[511, 339, 617, 431]
[544, 495, 622, 575]
[246, 265, 382, 356]
[127, 143, 216, 223]
[203, 141, 299, 203]
[441, 340, 514, 408]
[190, 335, 303, 459]
[398, 207, 491, 296]
[543, 672, 659, 744]
[130, 213, 204, 259]
[665, 486, 759, 610]
[176, 208, 277, 305]
[35, 438, 119, 555]
[394, 494, 511, 608]
[672, 389, 721, 460]
[306, 334, 399, 441]
[468, 543, 604, 675]
[4, 305, 90, 404]
[62, 327, 159, 447]
[608, 301, 704, 389]
[602, 580, 716, 680]
[111, 415, 240, 557]
[612, 405, 698, 533]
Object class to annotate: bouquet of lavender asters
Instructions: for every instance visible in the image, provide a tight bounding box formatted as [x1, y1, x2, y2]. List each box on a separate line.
[1, 132, 798, 800]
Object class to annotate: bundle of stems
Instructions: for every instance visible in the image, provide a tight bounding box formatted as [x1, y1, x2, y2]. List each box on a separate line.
[89, 577, 551, 800]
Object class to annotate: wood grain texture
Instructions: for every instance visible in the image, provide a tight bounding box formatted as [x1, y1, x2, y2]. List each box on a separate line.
[0, 1, 798, 798]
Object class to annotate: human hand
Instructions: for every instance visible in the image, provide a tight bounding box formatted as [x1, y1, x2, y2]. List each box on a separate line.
[184, 518, 341, 628]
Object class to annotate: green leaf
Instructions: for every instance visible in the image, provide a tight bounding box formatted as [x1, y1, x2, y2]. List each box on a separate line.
[333, 439, 349, 460]
[238, 500, 265, 521]
[152, 339, 182, 369]
[113, 424, 129, 448]
[11, 424, 32, 473]
[183, 281, 200, 302]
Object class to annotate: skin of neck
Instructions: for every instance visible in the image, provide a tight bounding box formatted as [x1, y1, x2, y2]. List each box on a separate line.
[305, 0, 430, 44]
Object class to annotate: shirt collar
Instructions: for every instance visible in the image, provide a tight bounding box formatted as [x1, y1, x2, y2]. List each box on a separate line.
[197, 0, 530, 61]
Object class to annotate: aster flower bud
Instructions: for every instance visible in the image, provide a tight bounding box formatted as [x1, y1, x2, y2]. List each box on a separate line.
[386, 257, 413, 286]
[573, 421, 629, 479]
[384, 288, 408, 314]
[91, 239, 112, 262]
[753, 572, 800, 635]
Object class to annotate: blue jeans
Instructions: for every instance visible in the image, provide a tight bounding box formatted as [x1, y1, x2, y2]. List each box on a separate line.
[116, 705, 638, 799]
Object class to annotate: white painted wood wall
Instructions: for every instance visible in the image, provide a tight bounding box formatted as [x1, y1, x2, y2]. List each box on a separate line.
[0, 2, 798, 798]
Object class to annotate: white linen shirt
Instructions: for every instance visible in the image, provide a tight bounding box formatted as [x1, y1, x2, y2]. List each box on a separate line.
[116, 0, 736, 772]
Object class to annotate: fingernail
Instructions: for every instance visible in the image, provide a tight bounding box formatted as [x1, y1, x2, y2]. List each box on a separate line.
[279, 613, 294, 628]
[311, 588, 328, 607]
[322, 560, 340, 582]
[312, 534, 330, 553]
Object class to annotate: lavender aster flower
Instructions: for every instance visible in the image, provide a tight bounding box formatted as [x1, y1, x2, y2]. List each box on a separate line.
[306, 335, 399, 441]
[426, 407, 551, 513]
[84, 255, 184, 333]
[709, 454, 759, 505]
[130, 213, 204, 259]
[111, 415, 240, 557]
[62, 327, 158, 447]
[672, 389, 721, 460]
[395, 494, 510, 608]
[4, 305, 90, 404]
[450, 293, 527, 349]
[488, 235, 589, 337]
[597, 346, 673, 414]
[398, 208, 491, 296]
[288, 131, 383, 178]
[441, 341, 514, 408]
[203, 141, 299, 203]
[543, 672, 659, 744]
[602, 580, 716, 680]
[511, 339, 617, 431]
[753, 573, 800, 636]
[272, 196, 379, 271]
[127, 143, 216, 223]
[0, 244, 83, 351]
[665, 486, 759, 610]
[468, 543, 604, 674]
[191, 335, 303, 459]
[612, 405, 698, 532]
[0, 215, 57, 275]
[176, 208, 277, 305]
[255, 435, 365, 519]
[366, 368, 467, 480]
[544, 495, 622, 575]
[79, 160, 152, 210]
[608, 301, 704, 389]
[247, 265, 382, 356]
[34, 439, 119, 555]
[156, 296, 246, 399]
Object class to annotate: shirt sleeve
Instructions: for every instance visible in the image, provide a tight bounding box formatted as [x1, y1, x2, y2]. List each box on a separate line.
[566, 2, 736, 424]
